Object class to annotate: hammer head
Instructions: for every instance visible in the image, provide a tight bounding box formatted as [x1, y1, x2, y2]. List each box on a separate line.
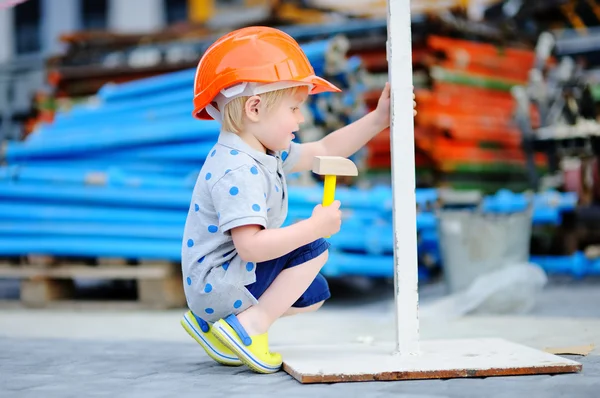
[312, 156, 358, 176]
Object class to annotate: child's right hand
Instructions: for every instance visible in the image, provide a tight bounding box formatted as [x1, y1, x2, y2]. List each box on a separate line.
[311, 201, 342, 237]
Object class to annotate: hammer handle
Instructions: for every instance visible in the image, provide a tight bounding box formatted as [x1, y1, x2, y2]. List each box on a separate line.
[322, 175, 337, 238]
[322, 175, 337, 206]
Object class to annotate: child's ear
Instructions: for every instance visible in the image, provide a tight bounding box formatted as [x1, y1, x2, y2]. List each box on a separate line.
[244, 96, 261, 122]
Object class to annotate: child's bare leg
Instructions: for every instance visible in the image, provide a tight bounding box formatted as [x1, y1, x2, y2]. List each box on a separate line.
[282, 300, 324, 316]
[236, 250, 328, 335]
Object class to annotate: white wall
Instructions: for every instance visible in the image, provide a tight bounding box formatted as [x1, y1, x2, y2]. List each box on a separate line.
[41, 0, 80, 56]
[109, 0, 165, 33]
[0, 7, 13, 64]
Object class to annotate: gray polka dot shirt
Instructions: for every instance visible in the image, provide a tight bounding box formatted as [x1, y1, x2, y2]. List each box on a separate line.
[181, 131, 301, 322]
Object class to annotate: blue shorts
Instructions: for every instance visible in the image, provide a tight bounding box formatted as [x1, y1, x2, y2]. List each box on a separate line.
[244, 238, 331, 308]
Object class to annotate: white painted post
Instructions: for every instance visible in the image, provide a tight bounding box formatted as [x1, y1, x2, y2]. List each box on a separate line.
[386, 0, 420, 355]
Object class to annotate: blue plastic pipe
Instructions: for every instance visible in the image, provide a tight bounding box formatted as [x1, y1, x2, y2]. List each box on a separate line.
[98, 68, 196, 104]
[0, 181, 192, 209]
[14, 159, 201, 176]
[0, 236, 182, 260]
[29, 101, 192, 143]
[5, 120, 220, 161]
[0, 202, 186, 224]
[65, 88, 193, 119]
[0, 221, 184, 240]
[0, 165, 197, 189]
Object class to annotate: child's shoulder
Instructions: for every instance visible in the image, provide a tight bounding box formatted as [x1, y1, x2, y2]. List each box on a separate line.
[200, 143, 260, 185]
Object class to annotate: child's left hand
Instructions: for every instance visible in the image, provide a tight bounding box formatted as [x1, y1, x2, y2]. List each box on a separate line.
[374, 82, 417, 128]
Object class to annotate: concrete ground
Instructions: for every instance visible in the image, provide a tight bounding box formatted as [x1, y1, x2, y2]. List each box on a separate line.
[0, 276, 599, 397]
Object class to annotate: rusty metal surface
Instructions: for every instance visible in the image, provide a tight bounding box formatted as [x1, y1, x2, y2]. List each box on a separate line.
[284, 362, 582, 384]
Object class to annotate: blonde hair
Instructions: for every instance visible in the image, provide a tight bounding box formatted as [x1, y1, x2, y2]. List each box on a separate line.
[221, 86, 303, 133]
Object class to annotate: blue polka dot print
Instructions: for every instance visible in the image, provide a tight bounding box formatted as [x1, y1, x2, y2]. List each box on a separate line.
[225, 169, 231, 175]
[198, 319, 209, 333]
[230, 150, 239, 155]
[275, 185, 279, 192]
[252, 204, 260, 212]
[211, 149, 216, 157]
[229, 186, 239, 196]
[208, 225, 218, 233]
[223, 250, 234, 257]
[250, 166, 258, 175]
[223, 261, 230, 270]
[233, 300, 242, 309]
[246, 262, 254, 271]
[186, 277, 192, 285]
[205, 308, 214, 314]
[205, 172, 212, 180]
[198, 256, 205, 263]
[194, 204, 199, 211]
[204, 283, 212, 293]
[282, 151, 289, 161]
[187, 239, 194, 248]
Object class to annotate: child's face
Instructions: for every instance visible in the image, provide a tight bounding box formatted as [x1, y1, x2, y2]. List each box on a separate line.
[255, 87, 308, 152]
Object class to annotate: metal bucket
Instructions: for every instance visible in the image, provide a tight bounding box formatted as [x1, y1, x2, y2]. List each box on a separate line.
[437, 205, 533, 293]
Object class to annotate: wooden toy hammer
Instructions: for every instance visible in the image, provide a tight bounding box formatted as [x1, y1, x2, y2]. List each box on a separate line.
[312, 156, 358, 236]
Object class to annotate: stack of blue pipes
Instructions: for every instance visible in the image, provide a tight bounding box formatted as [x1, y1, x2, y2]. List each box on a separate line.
[0, 39, 425, 280]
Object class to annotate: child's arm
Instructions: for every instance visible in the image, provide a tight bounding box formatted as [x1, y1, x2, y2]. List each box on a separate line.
[290, 111, 387, 174]
[210, 165, 338, 262]
[290, 83, 415, 174]
[231, 201, 342, 263]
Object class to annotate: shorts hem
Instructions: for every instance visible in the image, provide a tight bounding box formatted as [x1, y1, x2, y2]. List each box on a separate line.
[292, 289, 331, 308]
[288, 239, 330, 267]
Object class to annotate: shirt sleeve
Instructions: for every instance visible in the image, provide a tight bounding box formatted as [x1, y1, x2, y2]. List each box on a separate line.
[210, 165, 269, 232]
[281, 141, 302, 174]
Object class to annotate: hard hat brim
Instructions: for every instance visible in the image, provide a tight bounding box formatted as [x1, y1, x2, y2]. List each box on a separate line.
[193, 75, 341, 120]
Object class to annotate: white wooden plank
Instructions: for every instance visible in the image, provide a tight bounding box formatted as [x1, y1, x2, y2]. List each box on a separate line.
[387, 0, 420, 354]
[282, 338, 582, 383]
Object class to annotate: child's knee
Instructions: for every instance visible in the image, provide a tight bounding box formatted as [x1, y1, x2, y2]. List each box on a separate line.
[284, 300, 325, 316]
[308, 300, 325, 312]
[299, 300, 324, 314]
[306, 300, 325, 313]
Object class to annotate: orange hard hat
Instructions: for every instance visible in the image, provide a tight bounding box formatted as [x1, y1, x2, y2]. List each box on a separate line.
[192, 26, 341, 120]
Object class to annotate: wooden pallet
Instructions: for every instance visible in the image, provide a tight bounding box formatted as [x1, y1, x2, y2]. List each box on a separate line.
[0, 255, 186, 309]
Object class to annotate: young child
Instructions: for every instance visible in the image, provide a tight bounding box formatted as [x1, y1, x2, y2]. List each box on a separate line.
[180, 26, 415, 374]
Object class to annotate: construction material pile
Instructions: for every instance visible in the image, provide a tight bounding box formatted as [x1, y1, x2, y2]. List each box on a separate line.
[360, 35, 548, 193]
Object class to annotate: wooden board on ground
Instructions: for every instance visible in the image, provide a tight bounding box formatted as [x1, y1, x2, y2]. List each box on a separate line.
[281, 338, 582, 384]
[0, 258, 186, 309]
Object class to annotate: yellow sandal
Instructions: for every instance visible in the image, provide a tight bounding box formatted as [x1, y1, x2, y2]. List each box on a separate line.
[180, 310, 242, 366]
[211, 314, 282, 374]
